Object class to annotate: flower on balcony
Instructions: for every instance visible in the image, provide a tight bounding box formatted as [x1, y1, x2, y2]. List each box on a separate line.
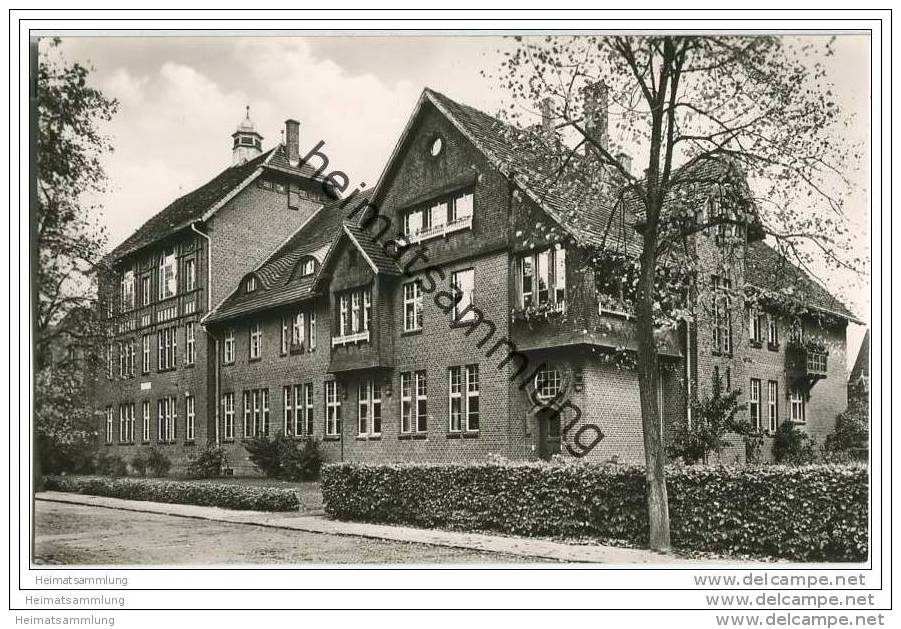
[512, 301, 566, 325]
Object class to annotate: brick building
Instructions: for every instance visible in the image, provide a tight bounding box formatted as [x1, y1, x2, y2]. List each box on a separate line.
[96, 110, 333, 469]
[98, 89, 859, 474]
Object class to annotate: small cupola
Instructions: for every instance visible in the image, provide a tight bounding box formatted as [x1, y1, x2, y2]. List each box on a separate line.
[232, 105, 263, 166]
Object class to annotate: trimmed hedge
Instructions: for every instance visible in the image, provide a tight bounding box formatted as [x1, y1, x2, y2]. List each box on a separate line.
[44, 475, 299, 512]
[321, 462, 868, 562]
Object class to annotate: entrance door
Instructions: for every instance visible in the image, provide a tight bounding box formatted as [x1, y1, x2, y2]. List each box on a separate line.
[537, 410, 562, 460]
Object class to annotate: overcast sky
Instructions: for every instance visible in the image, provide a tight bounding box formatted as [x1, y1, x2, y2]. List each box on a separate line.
[46, 33, 871, 360]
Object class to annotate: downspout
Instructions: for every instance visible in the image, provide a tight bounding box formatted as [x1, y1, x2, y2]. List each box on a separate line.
[191, 221, 220, 445]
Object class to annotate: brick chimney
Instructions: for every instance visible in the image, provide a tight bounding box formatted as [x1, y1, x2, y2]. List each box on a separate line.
[582, 80, 609, 156]
[540, 97, 554, 133]
[285, 119, 300, 167]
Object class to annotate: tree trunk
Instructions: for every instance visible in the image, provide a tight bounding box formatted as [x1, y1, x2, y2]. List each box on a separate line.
[636, 238, 671, 552]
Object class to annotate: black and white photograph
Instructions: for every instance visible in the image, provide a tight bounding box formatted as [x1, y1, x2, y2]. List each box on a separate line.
[10, 9, 890, 626]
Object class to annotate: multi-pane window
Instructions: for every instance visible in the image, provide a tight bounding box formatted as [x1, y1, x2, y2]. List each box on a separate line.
[158, 327, 177, 370]
[245, 276, 257, 293]
[157, 396, 177, 442]
[242, 389, 270, 437]
[118, 342, 126, 378]
[767, 380, 779, 432]
[222, 392, 235, 440]
[105, 407, 113, 443]
[301, 259, 316, 276]
[451, 269, 475, 321]
[142, 334, 152, 373]
[185, 258, 196, 292]
[119, 403, 135, 443]
[338, 288, 372, 337]
[141, 275, 152, 306]
[121, 270, 135, 310]
[129, 341, 136, 377]
[223, 329, 235, 364]
[767, 315, 779, 346]
[158, 248, 177, 300]
[401, 371, 428, 433]
[449, 365, 480, 432]
[712, 276, 733, 355]
[325, 381, 342, 437]
[281, 317, 290, 355]
[291, 312, 305, 349]
[402, 191, 474, 240]
[249, 322, 263, 359]
[309, 312, 317, 350]
[302, 383, 314, 436]
[118, 341, 135, 378]
[107, 344, 114, 379]
[403, 281, 423, 331]
[142, 400, 151, 442]
[749, 378, 761, 431]
[535, 365, 562, 400]
[283, 385, 296, 435]
[790, 385, 806, 423]
[519, 246, 566, 308]
[185, 395, 195, 441]
[185, 322, 196, 365]
[749, 309, 762, 344]
[357, 380, 382, 437]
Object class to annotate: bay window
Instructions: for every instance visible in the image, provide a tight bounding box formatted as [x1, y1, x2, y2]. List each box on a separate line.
[518, 245, 566, 310]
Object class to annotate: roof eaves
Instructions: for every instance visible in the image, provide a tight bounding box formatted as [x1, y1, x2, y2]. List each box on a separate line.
[343, 225, 380, 275]
[745, 282, 862, 325]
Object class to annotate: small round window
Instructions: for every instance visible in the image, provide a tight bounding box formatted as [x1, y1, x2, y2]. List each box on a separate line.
[429, 136, 444, 157]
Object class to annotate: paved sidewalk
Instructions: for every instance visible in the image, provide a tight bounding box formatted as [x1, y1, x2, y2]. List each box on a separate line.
[36, 491, 686, 564]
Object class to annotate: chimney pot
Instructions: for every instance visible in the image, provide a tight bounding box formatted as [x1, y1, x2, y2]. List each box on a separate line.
[285, 119, 300, 166]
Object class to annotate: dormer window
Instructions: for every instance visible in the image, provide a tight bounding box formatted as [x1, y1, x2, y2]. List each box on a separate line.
[429, 136, 444, 157]
[246, 276, 257, 293]
[300, 258, 316, 277]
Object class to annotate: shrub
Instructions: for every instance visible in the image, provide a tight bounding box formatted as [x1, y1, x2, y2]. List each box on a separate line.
[145, 448, 171, 477]
[243, 435, 283, 477]
[130, 452, 149, 477]
[185, 445, 227, 479]
[321, 461, 868, 562]
[825, 403, 868, 457]
[672, 371, 748, 464]
[244, 435, 322, 480]
[279, 438, 323, 481]
[94, 452, 128, 477]
[43, 475, 299, 511]
[773, 421, 818, 465]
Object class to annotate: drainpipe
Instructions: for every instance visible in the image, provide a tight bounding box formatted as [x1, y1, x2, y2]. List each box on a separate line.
[191, 221, 220, 444]
[685, 318, 693, 430]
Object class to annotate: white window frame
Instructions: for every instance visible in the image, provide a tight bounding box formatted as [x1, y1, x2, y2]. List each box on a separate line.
[518, 246, 566, 309]
[535, 365, 562, 400]
[790, 385, 806, 424]
[242, 391, 252, 438]
[185, 322, 195, 365]
[246, 276, 257, 293]
[750, 309, 762, 344]
[249, 322, 263, 360]
[284, 386, 294, 435]
[141, 275, 152, 306]
[451, 268, 475, 322]
[768, 315, 779, 346]
[292, 312, 305, 348]
[749, 378, 761, 431]
[185, 258, 196, 292]
[301, 259, 315, 276]
[358, 382, 370, 436]
[158, 249, 177, 300]
[105, 407, 113, 443]
[121, 269, 135, 311]
[142, 334, 151, 373]
[449, 366, 479, 433]
[303, 383, 314, 436]
[309, 312, 317, 350]
[223, 329, 235, 364]
[223, 392, 235, 440]
[449, 366, 463, 432]
[401, 372, 413, 433]
[767, 380, 779, 432]
[186, 395, 195, 441]
[325, 381, 341, 437]
[142, 400, 151, 442]
[403, 281, 423, 332]
[281, 317, 290, 355]
[713, 277, 733, 355]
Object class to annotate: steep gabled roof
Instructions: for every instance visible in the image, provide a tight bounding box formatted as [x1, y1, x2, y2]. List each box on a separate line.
[849, 329, 869, 383]
[204, 194, 357, 324]
[370, 88, 638, 255]
[107, 144, 323, 264]
[745, 240, 859, 322]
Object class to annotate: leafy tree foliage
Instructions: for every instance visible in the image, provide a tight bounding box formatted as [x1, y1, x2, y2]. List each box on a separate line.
[671, 371, 747, 464]
[491, 35, 862, 550]
[34, 366, 99, 474]
[35, 38, 117, 367]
